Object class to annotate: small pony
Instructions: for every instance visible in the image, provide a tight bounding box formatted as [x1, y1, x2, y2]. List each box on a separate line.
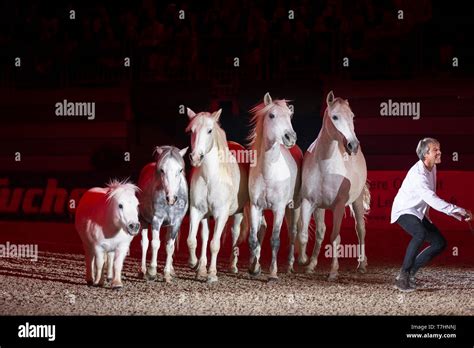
[75, 179, 140, 289]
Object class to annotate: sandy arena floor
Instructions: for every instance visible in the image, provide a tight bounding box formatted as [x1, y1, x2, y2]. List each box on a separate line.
[0, 251, 473, 316]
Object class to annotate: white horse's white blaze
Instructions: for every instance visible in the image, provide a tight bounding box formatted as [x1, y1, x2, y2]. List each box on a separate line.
[297, 91, 370, 280]
[186, 108, 249, 283]
[75, 180, 140, 289]
[137, 146, 189, 283]
[247, 93, 302, 279]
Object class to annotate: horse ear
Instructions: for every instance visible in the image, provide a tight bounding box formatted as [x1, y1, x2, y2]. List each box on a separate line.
[213, 108, 222, 122]
[264, 92, 272, 106]
[154, 146, 164, 159]
[326, 91, 335, 106]
[179, 147, 189, 157]
[187, 107, 196, 120]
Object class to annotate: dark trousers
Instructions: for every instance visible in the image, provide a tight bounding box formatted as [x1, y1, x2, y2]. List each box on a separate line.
[397, 214, 447, 274]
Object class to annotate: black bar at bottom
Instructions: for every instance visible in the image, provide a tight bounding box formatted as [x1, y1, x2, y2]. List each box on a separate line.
[0, 316, 472, 346]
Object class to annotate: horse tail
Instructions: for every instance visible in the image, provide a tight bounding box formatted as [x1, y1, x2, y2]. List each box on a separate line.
[237, 203, 250, 245]
[362, 181, 371, 216]
[307, 215, 316, 242]
[175, 224, 181, 253]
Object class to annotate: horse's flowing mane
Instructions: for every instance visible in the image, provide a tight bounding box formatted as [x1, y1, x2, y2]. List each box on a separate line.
[155, 146, 185, 169]
[247, 99, 290, 150]
[186, 113, 235, 182]
[106, 178, 139, 201]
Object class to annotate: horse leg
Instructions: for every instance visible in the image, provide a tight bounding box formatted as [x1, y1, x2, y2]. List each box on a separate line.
[352, 194, 368, 273]
[147, 217, 162, 280]
[248, 204, 263, 276]
[258, 214, 267, 246]
[169, 226, 177, 277]
[107, 251, 114, 282]
[140, 225, 149, 277]
[187, 207, 203, 269]
[328, 206, 344, 281]
[93, 247, 106, 286]
[111, 246, 128, 289]
[285, 206, 300, 274]
[306, 208, 326, 273]
[297, 198, 312, 266]
[269, 206, 286, 280]
[229, 212, 244, 274]
[164, 225, 178, 283]
[208, 213, 229, 283]
[196, 218, 209, 279]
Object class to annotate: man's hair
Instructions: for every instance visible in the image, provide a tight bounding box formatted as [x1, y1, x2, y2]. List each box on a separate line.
[416, 137, 439, 161]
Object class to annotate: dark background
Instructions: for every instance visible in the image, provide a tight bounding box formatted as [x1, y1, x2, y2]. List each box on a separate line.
[0, 0, 473, 264]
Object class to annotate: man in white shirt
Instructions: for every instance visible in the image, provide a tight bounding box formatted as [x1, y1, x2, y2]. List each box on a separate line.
[391, 137, 472, 292]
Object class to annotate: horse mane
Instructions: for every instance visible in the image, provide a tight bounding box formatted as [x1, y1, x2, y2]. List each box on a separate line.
[106, 178, 139, 202]
[213, 119, 234, 180]
[186, 112, 235, 181]
[155, 146, 185, 169]
[247, 99, 290, 150]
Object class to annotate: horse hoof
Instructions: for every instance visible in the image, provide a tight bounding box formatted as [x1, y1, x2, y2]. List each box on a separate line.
[328, 273, 338, 281]
[145, 273, 157, 281]
[196, 269, 207, 279]
[164, 275, 172, 283]
[305, 266, 315, 274]
[248, 262, 261, 277]
[298, 256, 308, 266]
[207, 275, 218, 284]
[268, 274, 279, 282]
[248, 268, 261, 277]
[357, 267, 367, 274]
[86, 280, 94, 287]
[112, 284, 123, 290]
[188, 259, 198, 270]
[287, 267, 295, 274]
[107, 277, 113, 282]
[229, 266, 238, 274]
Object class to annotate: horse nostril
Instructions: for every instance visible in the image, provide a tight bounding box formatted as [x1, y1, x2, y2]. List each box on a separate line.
[199, 153, 204, 160]
[128, 223, 134, 230]
[285, 134, 290, 141]
[348, 143, 353, 150]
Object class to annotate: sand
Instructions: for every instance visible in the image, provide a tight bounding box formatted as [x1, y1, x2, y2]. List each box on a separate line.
[0, 251, 472, 316]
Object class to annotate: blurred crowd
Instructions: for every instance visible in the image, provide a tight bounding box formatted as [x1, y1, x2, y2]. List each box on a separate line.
[0, 0, 472, 85]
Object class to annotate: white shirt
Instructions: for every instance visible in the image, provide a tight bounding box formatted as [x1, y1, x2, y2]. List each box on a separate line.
[390, 160, 465, 223]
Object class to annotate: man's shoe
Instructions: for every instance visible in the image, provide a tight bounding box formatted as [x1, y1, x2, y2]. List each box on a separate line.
[395, 271, 416, 292]
[408, 270, 417, 288]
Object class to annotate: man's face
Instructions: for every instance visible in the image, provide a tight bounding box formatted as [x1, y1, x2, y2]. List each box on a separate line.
[425, 142, 441, 165]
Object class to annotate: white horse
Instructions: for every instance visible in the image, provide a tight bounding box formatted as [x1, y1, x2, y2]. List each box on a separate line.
[138, 146, 189, 283]
[297, 91, 370, 280]
[247, 93, 302, 280]
[186, 108, 249, 283]
[75, 179, 140, 289]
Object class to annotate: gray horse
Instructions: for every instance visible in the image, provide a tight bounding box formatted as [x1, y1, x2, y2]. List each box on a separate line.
[138, 146, 189, 282]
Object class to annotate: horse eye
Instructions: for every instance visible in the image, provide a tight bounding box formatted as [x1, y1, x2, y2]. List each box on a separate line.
[118, 204, 123, 209]
[332, 115, 338, 121]
[269, 113, 275, 119]
[160, 168, 164, 174]
[179, 168, 183, 173]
